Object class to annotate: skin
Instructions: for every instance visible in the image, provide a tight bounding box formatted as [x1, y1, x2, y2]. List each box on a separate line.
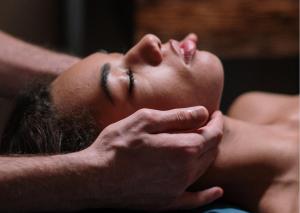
[0, 30, 79, 138]
[0, 32, 225, 211]
[0, 31, 79, 99]
[51, 34, 298, 212]
[52, 34, 224, 127]
[0, 107, 225, 212]
[192, 102, 299, 213]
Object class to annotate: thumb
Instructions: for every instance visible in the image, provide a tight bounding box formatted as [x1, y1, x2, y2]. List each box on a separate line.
[144, 106, 209, 133]
[164, 187, 223, 211]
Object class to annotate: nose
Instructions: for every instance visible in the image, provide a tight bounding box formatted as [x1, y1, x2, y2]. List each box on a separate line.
[125, 34, 162, 66]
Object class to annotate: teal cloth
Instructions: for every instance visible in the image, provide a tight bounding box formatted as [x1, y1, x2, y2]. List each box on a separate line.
[200, 202, 250, 213]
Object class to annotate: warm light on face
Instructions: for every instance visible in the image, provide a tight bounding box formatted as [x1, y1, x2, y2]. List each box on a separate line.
[51, 34, 224, 128]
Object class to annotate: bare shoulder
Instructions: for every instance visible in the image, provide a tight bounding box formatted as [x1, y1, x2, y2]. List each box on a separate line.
[227, 92, 299, 213]
[227, 91, 299, 125]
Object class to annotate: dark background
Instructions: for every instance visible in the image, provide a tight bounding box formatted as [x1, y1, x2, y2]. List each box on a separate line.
[0, 0, 298, 112]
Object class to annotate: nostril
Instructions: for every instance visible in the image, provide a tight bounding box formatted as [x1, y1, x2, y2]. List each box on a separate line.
[157, 41, 161, 49]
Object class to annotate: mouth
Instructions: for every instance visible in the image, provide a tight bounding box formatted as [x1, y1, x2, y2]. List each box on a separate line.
[170, 37, 197, 65]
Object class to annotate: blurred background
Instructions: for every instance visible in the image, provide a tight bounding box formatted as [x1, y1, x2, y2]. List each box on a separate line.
[0, 0, 298, 112]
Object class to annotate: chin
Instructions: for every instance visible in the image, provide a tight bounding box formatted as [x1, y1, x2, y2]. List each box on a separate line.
[193, 50, 224, 114]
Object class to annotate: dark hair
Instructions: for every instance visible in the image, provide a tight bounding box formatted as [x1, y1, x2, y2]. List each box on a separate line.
[0, 78, 99, 154]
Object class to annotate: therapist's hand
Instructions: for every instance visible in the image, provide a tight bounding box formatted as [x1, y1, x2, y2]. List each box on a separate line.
[80, 106, 223, 211]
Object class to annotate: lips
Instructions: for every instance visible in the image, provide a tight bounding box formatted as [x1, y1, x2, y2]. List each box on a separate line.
[180, 39, 197, 64]
[170, 37, 197, 65]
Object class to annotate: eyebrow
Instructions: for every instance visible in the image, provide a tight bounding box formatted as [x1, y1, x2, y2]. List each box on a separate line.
[100, 63, 114, 104]
[100, 63, 135, 104]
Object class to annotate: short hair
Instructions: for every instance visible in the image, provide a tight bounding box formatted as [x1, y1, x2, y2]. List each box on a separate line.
[0, 78, 99, 154]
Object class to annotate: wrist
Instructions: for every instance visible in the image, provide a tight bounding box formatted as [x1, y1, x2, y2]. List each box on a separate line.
[43, 152, 97, 211]
[69, 148, 111, 209]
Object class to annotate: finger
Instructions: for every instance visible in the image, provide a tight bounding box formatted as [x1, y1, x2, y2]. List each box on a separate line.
[146, 132, 208, 149]
[193, 147, 218, 180]
[165, 187, 223, 211]
[175, 145, 219, 187]
[195, 111, 224, 152]
[206, 111, 223, 129]
[146, 134, 218, 183]
[111, 107, 207, 138]
[142, 106, 209, 133]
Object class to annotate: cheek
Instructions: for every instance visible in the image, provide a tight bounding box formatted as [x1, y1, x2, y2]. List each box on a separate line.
[192, 52, 224, 112]
[94, 105, 133, 128]
[93, 90, 140, 128]
[194, 51, 224, 86]
[133, 74, 198, 111]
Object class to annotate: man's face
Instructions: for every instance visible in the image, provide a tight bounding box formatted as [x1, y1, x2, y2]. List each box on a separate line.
[51, 34, 224, 127]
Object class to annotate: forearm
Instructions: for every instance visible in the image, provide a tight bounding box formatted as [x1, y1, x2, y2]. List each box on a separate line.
[0, 31, 80, 98]
[0, 151, 95, 212]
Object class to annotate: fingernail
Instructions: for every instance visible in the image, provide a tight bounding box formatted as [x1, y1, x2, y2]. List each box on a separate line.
[190, 106, 206, 113]
[187, 106, 207, 118]
[214, 187, 224, 198]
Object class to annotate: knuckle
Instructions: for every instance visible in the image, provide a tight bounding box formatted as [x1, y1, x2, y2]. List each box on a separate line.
[175, 109, 200, 123]
[195, 142, 205, 154]
[184, 147, 200, 156]
[183, 144, 202, 157]
[122, 130, 151, 148]
[176, 111, 189, 122]
[136, 108, 159, 131]
[183, 135, 205, 155]
[101, 124, 120, 139]
[138, 133, 151, 146]
[212, 129, 223, 142]
[198, 141, 205, 152]
[136, 108, 156, 121]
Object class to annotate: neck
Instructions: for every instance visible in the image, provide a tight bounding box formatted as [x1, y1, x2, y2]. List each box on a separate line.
[191, 115, 280, 211]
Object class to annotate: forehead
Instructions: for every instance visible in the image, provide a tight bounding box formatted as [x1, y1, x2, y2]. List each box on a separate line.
[98, 52, 124, 64]
[51, 52, 124, 112]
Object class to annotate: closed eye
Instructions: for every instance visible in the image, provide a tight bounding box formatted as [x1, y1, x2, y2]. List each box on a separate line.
[127, 69, 134, 98]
